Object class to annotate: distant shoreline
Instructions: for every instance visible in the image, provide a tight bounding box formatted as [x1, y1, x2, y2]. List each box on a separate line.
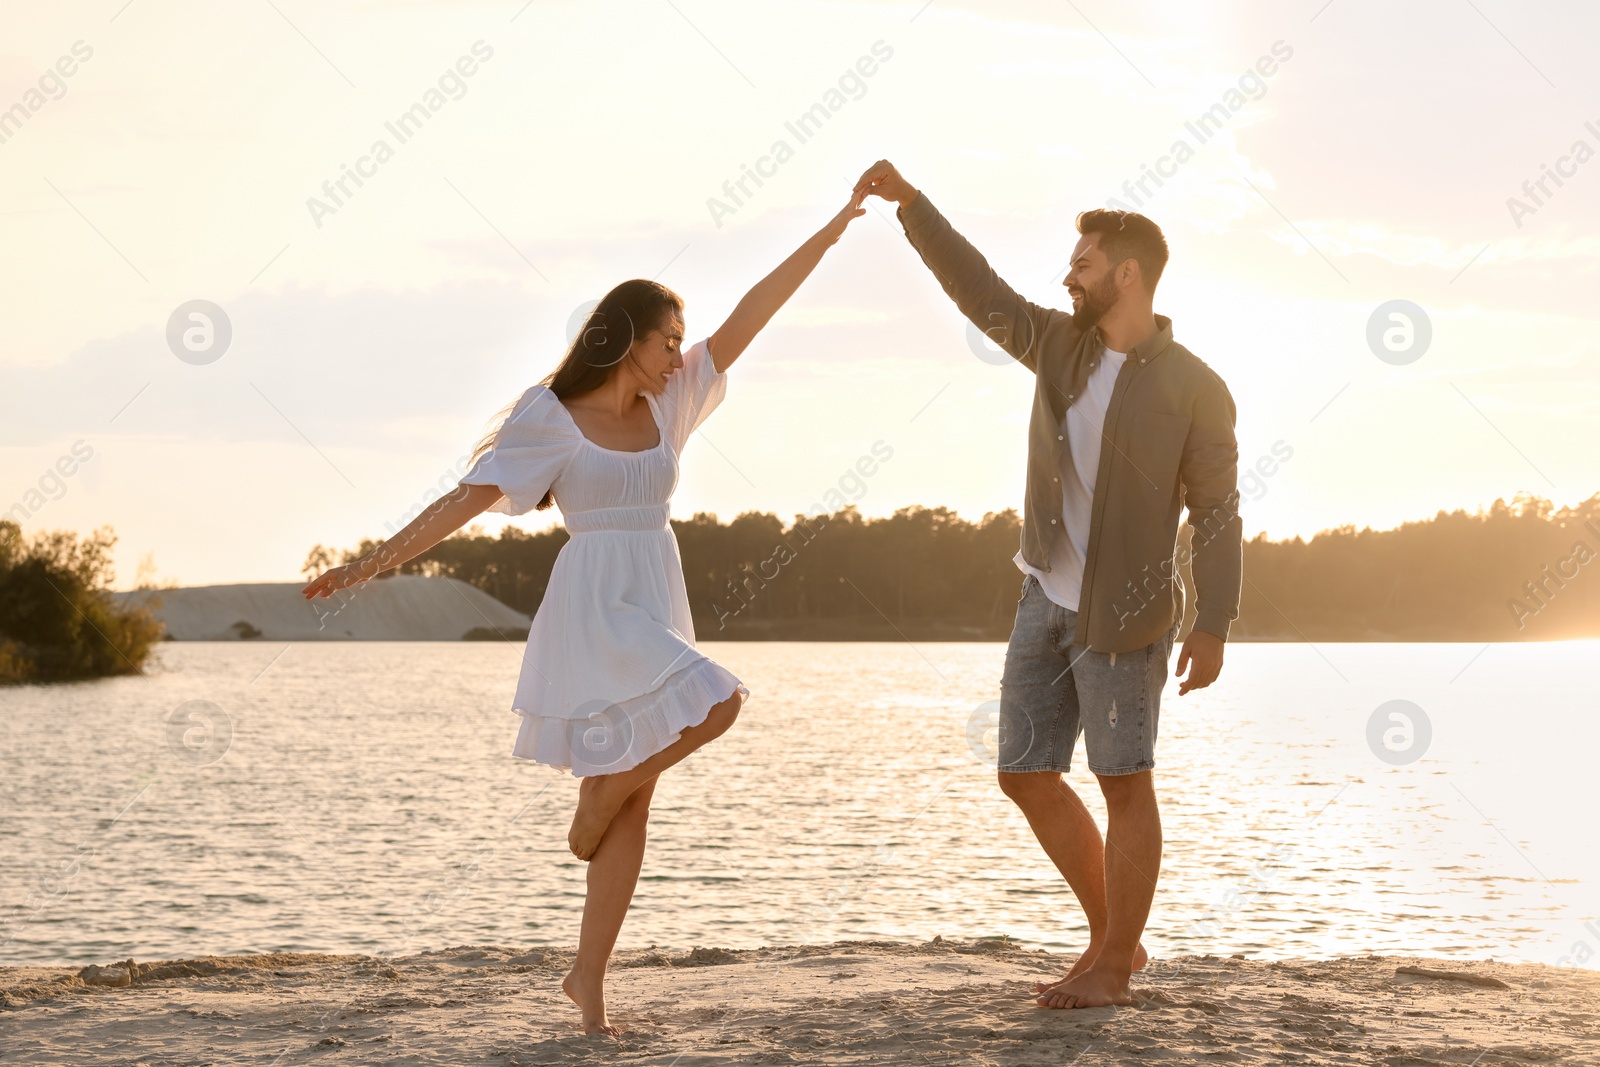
[118, 581, 1596, 644]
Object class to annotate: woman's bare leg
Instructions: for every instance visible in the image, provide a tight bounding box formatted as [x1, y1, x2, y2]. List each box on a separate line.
[568, 690, 742, 859]
[562, 775, 657, 1035]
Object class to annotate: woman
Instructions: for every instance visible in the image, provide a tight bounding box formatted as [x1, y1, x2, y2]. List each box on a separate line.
[301, 193, 865, 1034]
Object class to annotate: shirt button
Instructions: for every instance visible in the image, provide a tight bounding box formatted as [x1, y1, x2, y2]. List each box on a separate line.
[1068, 394, 1076, 400]
[1052, 476, 1060, 482]
[1057, 434, 1064, 441]
[1050, 518, 1058, 524]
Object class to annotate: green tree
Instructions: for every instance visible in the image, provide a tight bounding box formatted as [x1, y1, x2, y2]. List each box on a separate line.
[311, 490, 1600, 642]
[0, 522, 163, 684]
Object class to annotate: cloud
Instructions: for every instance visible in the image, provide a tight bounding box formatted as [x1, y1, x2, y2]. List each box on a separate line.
[0, 279, 542, 450]
[1261, 220, 1600, 271]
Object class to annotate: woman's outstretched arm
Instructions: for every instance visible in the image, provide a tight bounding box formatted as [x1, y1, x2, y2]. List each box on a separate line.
[300, 481, 504, 599]
[708, 192, 865, 372]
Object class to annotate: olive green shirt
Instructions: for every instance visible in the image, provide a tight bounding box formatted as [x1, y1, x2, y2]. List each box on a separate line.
[897, 192, 1243, 653]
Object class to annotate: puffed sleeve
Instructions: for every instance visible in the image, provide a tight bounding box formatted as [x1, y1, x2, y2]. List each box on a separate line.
[459, 386, 577, 515]
[656, 337, 728, 452]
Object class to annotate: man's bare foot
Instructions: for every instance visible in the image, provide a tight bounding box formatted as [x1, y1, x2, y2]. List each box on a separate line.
[1032, 941, 1146, 995]
[562, 962, 622, 1036]
[1035, 963, 1136, 1009]
[568, 775, 627, 861]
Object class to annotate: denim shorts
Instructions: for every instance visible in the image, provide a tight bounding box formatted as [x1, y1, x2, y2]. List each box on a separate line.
[997, 574, 1179, 776]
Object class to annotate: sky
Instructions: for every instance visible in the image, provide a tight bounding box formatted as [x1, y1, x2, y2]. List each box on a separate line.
[2, 0, 1596, 587]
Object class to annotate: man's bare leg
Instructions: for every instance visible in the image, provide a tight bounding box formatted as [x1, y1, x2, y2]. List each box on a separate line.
[997, 771, 1147, 991]
[568, 690, 742, 860]
[562, 776, 657, 1035]
[1037, 770, 1161, 1009]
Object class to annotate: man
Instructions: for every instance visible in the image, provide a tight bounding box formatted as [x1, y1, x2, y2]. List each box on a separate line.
[854, 161, 1242, 1009]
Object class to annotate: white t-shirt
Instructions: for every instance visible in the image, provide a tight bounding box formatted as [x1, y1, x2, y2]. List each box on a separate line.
[1015, 346, 1128, 611]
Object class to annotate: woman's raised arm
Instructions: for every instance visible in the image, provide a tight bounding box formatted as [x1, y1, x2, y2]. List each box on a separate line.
[300, 481, 504, 599]
[707, 192, 865, 372]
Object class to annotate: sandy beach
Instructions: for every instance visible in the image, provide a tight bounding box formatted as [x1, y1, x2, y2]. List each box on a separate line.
[3, 938, 1597, 1065]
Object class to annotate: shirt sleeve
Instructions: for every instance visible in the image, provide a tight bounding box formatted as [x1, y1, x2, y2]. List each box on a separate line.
[459, 386, 577, 515]
[1181, 373, 1243, 642]
[896, 192, 1076, 374]
[656, 337, 728, 452]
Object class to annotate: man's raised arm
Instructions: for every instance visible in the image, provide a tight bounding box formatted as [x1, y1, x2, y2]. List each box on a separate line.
[854, 159, 1067, 372]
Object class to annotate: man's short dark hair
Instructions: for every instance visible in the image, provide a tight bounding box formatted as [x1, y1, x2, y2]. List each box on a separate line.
[1075, 209, 1169, 291]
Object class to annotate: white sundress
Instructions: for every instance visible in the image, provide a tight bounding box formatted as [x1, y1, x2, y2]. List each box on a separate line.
[460, 337, 748, 777]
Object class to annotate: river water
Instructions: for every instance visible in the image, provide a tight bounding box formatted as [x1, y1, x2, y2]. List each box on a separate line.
[2, 640, 1595, 968]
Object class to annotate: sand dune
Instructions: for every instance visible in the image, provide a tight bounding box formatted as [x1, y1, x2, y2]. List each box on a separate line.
[114, 576, 531, 641]
[3, 939, 1596, 1064]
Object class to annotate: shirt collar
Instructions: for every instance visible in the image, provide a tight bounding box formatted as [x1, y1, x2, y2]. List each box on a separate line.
[1092, 314, 1174, 364]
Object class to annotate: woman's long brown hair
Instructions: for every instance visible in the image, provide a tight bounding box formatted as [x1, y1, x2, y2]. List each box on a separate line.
[469, 278, 684, 510]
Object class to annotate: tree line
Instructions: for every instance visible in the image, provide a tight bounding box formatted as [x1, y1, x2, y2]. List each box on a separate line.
[307, 490, 1600, 641]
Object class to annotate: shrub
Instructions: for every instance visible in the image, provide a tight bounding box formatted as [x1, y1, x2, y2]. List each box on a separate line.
[0, 521, 163, 684]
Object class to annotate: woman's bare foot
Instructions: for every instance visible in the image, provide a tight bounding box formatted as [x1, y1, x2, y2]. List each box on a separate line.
[1035, 962, 1137, 1009]
[1032, 941, 1146, 995]
[568, 775, 628, 861]
[562, 962, 623, 1036]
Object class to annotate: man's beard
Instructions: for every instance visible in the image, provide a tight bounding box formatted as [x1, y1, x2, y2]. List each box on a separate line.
[1070, 273, 1120, 331]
